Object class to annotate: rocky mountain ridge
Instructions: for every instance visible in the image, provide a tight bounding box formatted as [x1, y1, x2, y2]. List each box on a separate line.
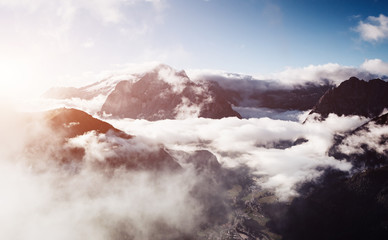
[310, 77, 388, 119]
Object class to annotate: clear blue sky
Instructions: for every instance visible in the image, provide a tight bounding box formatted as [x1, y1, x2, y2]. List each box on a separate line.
[0, 0, 387, 96]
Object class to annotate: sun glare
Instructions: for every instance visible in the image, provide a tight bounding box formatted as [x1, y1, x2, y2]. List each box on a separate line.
[0, 57, 43, 99]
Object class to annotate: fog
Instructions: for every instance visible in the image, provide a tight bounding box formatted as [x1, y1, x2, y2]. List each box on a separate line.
[0, 108, 227, 239]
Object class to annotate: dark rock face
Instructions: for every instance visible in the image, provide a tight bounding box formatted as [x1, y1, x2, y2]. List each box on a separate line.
[256, 137, 308, 150]
[265, 167, 388, 240]
[263, 113, 388, 240]
[101, 65, 241, 120]
[184, 150, 222, 174]
[310, 77, 388, 118]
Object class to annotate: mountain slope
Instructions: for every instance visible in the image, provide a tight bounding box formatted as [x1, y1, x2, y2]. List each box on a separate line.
[45, 108, 132, 139]
[24, 108, 180, 171]
[265, 167, 388, 240]
[329, 112, 388, 168]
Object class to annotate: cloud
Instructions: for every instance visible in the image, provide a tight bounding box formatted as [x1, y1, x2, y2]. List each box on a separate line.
[31, 60, 387, 119]
[0, 0, 165, 24]
[157, 64, 189, 93]
[0, 0, 167, 56]
[108, 113, 367, 199]
[83, 40, 95, 48]
[337, 116, 388, 156]
[188, 61, 382, 90]
[360, 58, 388, 76]
[30, 59, 388, 106]
[0, 163, 206, 240]
[16, 95, 108, 115]
[186, 61, 383, 112]
[259, 63, 377, 86]
[349, 14, 361, 21]
[355, 14, 388, 42]
[0, 94, 381, 238]
[0, 109, 233, 239]
[174, 97, 202, 119]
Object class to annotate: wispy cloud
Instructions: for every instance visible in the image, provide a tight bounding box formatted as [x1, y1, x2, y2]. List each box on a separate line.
[354, 14, 388, 42]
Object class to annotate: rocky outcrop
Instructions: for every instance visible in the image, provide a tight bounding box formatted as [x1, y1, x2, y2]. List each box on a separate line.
[309, 77, 388, 118]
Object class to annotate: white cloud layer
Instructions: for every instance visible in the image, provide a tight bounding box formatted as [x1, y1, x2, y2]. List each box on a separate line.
[338, 114, 388, 157]
[263, 63, 364, 86]
[108, 114, 367, 199]
[360, 58, 388, 76]
[188, 60, 383, 89]
[355, 14, 388, 42]
[0, 107, 224, 239]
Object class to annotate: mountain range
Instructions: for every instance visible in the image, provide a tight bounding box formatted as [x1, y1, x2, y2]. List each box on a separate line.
[35, 64, 388, 239]
[43, 64, 335, 119]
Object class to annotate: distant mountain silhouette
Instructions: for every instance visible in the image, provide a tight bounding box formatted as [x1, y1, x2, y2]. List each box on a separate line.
[309, 77, 388, 119]
[101, 64, 241, 120]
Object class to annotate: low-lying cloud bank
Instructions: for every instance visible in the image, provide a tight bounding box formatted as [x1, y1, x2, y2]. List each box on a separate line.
[0, 108, 231, 240]
[0, 163, 205, 240]
[0, 100, 381, 239]
[108, 113, 367, 199]
[188, 59, 387, 89]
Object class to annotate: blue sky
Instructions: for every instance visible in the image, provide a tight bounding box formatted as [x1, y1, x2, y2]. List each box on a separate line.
[0, 0, 388, 96]
[157, 0, 388, 72]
